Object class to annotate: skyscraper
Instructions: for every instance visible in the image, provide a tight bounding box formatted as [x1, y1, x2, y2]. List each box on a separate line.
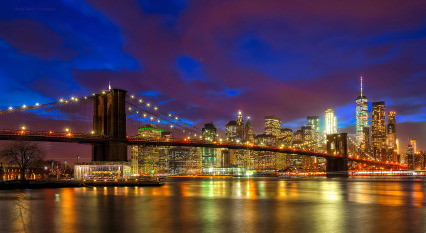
[386, 111, 396, 150]
[372, 101, 386, 149]
[245, 117, 254, 143]
[324, 109, 337, 135]
[265, 116, 281, 138]
[307, 116, 320, 148]
[410, 138, 417, 153]
[356, 76, 369, 145]
[225, 121, 237, 142]
[236, 111, 245, 141]
[202, 122, 217, 141]
[131, 125, 163, 174]
[202, 123, 217, 169]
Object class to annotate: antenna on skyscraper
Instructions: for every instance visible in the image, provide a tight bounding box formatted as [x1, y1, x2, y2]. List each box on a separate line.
[109, 81, 111, 91]
[360, 75, 363, 96]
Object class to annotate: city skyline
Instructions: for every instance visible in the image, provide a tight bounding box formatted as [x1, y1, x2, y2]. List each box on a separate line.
[0, 0, 425, 159]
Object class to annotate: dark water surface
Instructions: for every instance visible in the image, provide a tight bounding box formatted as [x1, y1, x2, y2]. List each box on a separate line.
[0, 177, 425, 233]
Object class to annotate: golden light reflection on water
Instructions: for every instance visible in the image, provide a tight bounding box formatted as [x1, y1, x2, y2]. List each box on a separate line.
[59, 189, 76, 233]
[1, 178, 425, 233]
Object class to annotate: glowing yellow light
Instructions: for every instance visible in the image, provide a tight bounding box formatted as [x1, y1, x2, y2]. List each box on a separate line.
[65, 128, 70, 132]
[128, 107, 132, 111]
[91, 131, 95, 134]
[168, 114, 172, 117]
[21, 126, 26, 130]
[130, 95, 135, 98]
[102, 91, 106, 94]
[35, 103, 40, 106]
[150, 117, 154, 120]
[147, 103, 150, 107]
[154, 107, 158, 110]
[8, 107, 13, 110]
[175, 117, 178, 120]
[157, 120, 160, 123]
[143, 114, 147, 117]
[170, 125, 173, 128]
[139, 99, 143, 103]
[22, 105, 27, 109]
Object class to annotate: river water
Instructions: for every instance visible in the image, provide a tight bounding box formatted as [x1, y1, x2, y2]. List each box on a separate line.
[0, 177, 425, 233]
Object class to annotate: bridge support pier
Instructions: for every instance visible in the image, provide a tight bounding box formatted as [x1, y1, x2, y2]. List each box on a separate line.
[92, 89, 127, 161]
[326, 133, 348, 178]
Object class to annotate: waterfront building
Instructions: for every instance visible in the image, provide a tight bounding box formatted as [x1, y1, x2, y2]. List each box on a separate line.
[131, 125, 163, 175]
[169, 147, 202, 174]
[372, 101, 386, 160]
[324, 109, 337, 135]
[245, 117, 254, 143]
[265, 116, 281, 138]
[356, 76, 369, 145]
[202, 123, 218, 169]
[236, 111, 245, 141]
[225, 121, 238, 142]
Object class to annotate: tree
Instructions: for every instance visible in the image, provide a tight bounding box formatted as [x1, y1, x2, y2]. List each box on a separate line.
[0, 141, 45, 181]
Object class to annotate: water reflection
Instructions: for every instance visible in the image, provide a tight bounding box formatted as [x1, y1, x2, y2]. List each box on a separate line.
[0, 178, 425, 233]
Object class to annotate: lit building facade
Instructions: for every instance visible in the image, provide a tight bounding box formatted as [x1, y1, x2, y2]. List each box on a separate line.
[307, 116, 321, 149]
[324, 109, 337, 135]
[265, 116, 281, 138]
[356, 100, 368, 145]
[386, 111, 396, 150]
[202, 123, 217, 169]
[245, 117, 254, 143]
[131, 126, 163, 175]
[225, 121, 238, 142]
[236, 111, 245, 141]
[410, 139, 417, 153]
[202, 122, 217, 141]
[279, 128, 293, 148]
[371, 101, 386, 149]
[301, 126, 313, 149]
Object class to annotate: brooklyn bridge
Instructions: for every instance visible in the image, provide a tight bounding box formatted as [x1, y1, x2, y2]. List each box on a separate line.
[0, 88, 405, 177]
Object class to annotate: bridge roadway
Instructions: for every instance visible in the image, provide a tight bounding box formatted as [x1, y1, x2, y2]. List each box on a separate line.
[0, 130, 403, 168]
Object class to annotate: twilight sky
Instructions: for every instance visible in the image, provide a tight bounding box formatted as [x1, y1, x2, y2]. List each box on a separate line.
[0, 0, 425, 160]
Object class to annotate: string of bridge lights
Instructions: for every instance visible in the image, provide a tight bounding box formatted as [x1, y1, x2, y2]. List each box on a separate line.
[1, 93, 96, 134]
[126, 94, 202, 139]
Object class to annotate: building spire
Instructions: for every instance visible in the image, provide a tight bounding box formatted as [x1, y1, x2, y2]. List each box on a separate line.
[360, 75, 363, 96]
[108, 81, 111, 91]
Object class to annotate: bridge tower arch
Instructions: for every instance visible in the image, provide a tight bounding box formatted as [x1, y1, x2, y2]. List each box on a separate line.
[92, 89, 128, 161]
[326, 133, 349, 178]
